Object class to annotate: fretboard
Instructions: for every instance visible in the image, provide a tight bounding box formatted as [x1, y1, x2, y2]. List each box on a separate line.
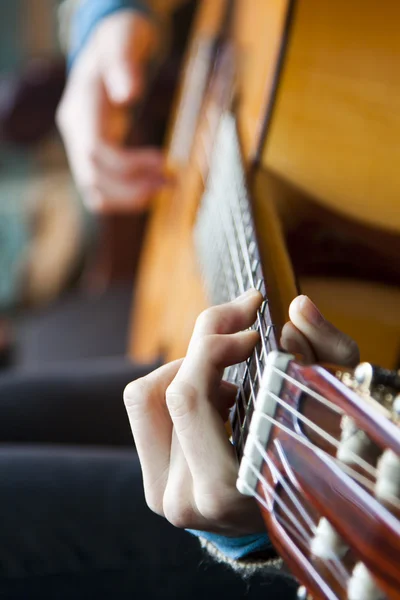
[194, 112, 278, 460]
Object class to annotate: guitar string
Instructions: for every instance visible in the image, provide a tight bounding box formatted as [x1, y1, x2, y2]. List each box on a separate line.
[264, 388, 377, 479]
[249, 340, 379, 480]
[248, 447, 351, 584]
[202, 154, 388, 488]
[258, 443, 318, 535]
[246, 368, 376, 492]
[193, 115, 398, 583]
[247, 408, 400, 509]
[245, 364, 389, 500]
[242, 347, 379, 484]
[196, 123, 393, 493]
[199, 113, 351, 433]
[195, 121, 387, 493]
[241, 468, 350, 587]
[246, 459, 313, 544]
[249, 360, 400, 512]
[202, 133, 271, 444]
[248, 485, 350, 589]
[271, 367, 344, 415]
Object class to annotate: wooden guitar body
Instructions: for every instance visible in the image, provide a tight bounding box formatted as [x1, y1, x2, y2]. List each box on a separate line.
[130, 0, 295, 363]
[128, 2, 400, 596]
[130, 0, 400, 367]
[239, 355, 400, 599]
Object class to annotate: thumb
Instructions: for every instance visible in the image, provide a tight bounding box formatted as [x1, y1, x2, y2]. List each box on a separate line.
[288, 295, 360, 367]
[99, 12, 158, 104]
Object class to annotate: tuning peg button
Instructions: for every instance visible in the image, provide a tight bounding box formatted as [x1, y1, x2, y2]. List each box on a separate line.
[296, 586, 312, 599]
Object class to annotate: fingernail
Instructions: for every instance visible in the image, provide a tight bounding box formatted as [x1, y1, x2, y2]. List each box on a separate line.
[233, 288, 260, 303]
[299, 295, 323, 326]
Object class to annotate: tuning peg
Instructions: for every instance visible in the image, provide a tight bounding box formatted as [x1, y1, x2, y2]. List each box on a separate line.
[296, 586, 312, 599]
[354, 362, 400, 393]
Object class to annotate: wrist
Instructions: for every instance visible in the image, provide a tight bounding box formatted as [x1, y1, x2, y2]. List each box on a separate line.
[65, 0, 153, 69]
[187, 530, 273, 561]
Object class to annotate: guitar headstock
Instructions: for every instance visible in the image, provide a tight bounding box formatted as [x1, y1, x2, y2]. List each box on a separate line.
[237, 351, 400, 600]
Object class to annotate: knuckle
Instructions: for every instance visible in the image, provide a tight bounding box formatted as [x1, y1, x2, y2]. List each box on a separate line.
[163, 496, 195, 529]
[123, 377, 152, 412]
[195, 306, 223, 334]
[165, 381, 197, 420]
[195, 308, 215, 333]
[336, 335, 360, 367]
[144, 489, 164, 517]
[195, 486, 230, 523]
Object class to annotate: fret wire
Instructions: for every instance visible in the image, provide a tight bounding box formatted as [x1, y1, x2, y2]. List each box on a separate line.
[257, 314, 270, 368]
[196, 177, 237, 302]
[208, 163, 237, 300]
[212, 170, 246, 296]
[198, 118, 237, 300]
[237, 382, 249, 453]
[196, 161, 241, 301]
[212, 131, 246, 296]
[226, 166, 257, 289]
[227, 184, 255, 289]
[194, 113, 278, 460]
[254, 339, 264, 383]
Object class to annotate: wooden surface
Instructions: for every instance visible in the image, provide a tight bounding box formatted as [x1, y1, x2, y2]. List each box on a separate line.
[254, 357, 400, 598]
[129, 0, 400, 368]
[129, 0, 296, 362]
[264, 0, 400, 233]
[232, 0, 292, 161]
[129, 1, 227, 361]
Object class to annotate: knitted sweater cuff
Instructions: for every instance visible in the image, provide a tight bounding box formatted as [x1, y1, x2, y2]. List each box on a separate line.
[188, 530, 272, 560]
[197, 535, 284, 577]
[64, 0, 152, 69]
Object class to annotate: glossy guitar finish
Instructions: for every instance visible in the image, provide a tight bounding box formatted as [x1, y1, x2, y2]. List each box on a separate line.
[129, 1, 400, 597]
[242, 356, 400, 599]
[129, 0, 294, 362]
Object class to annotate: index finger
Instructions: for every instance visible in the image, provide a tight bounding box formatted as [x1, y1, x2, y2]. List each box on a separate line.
[124, 359, 182, 513]
[166, 293, 261, 491]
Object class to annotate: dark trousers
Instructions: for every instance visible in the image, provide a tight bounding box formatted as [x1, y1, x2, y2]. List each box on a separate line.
[0, 359, 297, 599]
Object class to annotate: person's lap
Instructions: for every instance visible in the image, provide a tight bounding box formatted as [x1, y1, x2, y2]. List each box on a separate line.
[0, 359, 297, 599]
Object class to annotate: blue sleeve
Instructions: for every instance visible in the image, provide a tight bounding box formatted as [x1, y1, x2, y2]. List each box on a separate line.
[188, 530, 272, 561]
[68, 0, 152, 69]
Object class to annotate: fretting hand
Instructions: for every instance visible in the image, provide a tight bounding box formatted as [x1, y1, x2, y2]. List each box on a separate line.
[57, 11, 167, 214]
[124, 292, 359, 536]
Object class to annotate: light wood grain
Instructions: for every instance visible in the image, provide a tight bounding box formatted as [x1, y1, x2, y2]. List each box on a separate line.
[264, 0, 400, 232]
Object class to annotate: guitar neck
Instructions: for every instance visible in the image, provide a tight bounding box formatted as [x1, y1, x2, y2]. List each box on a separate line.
[193, 112, 280, 460]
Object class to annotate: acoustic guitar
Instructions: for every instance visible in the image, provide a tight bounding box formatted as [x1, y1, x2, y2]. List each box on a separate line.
[129, 1, 400, 597]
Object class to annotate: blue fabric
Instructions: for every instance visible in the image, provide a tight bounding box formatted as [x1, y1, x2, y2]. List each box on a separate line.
[68, 0, 151, 69]
[188, 530, 272, 561]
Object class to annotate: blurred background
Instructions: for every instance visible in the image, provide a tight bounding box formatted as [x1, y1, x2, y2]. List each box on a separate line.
[0, 0, 192, 370]
[1, 0, 400, 374]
